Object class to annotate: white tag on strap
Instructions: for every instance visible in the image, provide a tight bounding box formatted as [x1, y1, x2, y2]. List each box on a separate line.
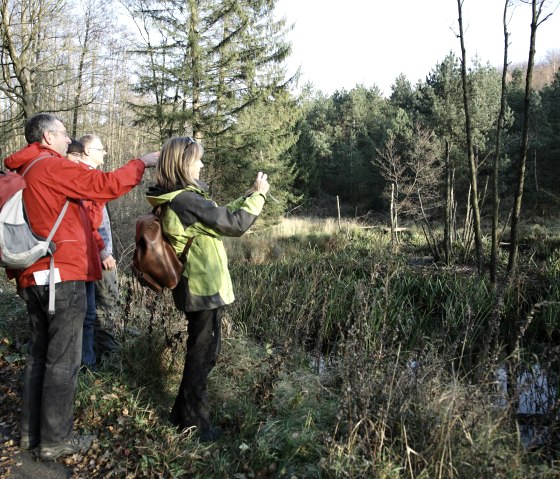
[33, 268, 61, 286]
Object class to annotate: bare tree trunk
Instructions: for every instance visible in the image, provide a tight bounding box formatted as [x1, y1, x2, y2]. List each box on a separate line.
[390, 182, 396, 247]
[189, 0, 202, 140]
[506, 0, 549, 278]
[533, 149, 538, 192]
[72, 26, 90, 138]
[419, 189, 441, 261]
[457, 0, 484, 274]
[0, 0, 37, 119]
[444, 140, 452, 264]
[452, 170, 457, 242]
[336, 195, 341, 232]
[484, 0, 552, 370]
[491, 0, 510, 285]
[463, 184, 473, 258]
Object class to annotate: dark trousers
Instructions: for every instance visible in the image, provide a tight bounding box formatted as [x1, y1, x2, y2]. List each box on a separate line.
[94, 268, 119, 358]
[20, 281, 85, 446]
[170, 308, 222, 432]
[82, 281, 96, 366]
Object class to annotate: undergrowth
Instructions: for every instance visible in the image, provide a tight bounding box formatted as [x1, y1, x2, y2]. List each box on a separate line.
[1, 217, 559, 478]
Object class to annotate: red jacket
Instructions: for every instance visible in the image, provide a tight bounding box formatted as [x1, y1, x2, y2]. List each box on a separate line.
[4, 142, 146, 288]
[80, 201, 103, 282]
[83, 196, 106, 255]
[75, 160, 107, 256]
[75, 161, 105, 281]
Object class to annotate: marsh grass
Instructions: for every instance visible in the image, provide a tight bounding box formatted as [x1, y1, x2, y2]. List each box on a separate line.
[1, 216, 559, 477]
[228, 227, 497, 370]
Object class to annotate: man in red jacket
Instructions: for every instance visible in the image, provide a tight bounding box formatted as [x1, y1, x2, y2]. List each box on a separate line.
[4, 113, 158, 461]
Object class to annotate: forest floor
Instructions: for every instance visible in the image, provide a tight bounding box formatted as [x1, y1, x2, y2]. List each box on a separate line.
[0, 348, 72, 478]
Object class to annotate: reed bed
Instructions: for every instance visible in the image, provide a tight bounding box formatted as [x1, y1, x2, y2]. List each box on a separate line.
[1, 216, 559, 477]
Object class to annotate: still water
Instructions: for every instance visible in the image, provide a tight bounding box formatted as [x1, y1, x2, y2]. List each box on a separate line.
[495, 363, 558, 447]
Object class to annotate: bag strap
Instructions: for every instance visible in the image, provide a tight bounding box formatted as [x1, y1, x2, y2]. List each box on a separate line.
[46, 200, 70, 246]
[178, 237, 194, 263]
[20, 153, 70, 247]
[47, 257, 57, 315]
[20, 153, 71, 315]
[154, 202, 195, 264]
[21, 153, 54, 177]
[47, 200, 70, 315]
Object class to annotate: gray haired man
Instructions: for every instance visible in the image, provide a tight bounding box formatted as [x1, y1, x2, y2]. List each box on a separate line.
[80, 134, 120, 361]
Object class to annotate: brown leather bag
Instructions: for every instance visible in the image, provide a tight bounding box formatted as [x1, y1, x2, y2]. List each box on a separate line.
[132, 205, 193, 293]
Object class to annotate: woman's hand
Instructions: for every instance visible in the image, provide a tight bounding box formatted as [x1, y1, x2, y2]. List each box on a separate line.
[253, 172, 270, 196]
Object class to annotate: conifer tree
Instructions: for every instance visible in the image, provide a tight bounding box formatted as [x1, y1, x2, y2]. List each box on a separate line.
[126, 0, 297, 198]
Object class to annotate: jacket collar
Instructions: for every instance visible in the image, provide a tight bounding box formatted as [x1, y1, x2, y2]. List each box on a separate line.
[4, 143, 61, 172]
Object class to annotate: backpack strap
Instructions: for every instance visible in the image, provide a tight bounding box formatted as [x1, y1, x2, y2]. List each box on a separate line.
[155, 202, 195, 265]
[178, 237, 194, 264]
[20, 153, 69, 251]
[45, 200, 70, 246]
[47, 201, 70, 315]
[19, 153, 71, 315]
[21, 153, 54, 177]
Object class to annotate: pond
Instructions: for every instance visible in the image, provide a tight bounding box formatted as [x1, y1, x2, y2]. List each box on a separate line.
[495, 363, 558, 448]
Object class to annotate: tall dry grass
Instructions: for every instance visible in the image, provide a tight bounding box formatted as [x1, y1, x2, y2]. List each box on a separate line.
[2, 216, 559, 477]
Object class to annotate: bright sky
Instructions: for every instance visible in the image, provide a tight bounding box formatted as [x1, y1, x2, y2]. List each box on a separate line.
[275, 0, 560, 97]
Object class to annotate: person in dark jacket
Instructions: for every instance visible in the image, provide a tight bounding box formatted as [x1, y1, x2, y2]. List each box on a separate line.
[146, 136, 269, 441]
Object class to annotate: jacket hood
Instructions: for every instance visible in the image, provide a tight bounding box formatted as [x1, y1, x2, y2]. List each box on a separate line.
[4, 143, 60, 171]
[145, 181, 208, 207]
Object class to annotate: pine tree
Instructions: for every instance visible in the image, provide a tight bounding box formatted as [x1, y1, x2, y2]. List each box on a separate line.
[125, 0, 297, 198]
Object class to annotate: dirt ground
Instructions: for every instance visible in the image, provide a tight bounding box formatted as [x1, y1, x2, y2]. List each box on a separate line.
[1, 423, 72, 478]
[0, 347, 73, 478]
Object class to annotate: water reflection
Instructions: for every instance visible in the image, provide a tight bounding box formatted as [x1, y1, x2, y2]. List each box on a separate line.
[496, 363, 558, 447]
[312, 354, 558, 448]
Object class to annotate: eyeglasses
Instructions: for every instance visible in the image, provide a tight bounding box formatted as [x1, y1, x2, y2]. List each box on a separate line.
[89, 147, 106, 154]
[49, 129, 69, 137]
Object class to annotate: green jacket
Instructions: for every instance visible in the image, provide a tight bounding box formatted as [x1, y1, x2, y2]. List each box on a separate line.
[146, 183, 265, 311]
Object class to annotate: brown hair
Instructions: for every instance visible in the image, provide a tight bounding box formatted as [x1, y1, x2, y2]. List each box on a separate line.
[155, 137, 204, 191]
[67, 139, 84, 155]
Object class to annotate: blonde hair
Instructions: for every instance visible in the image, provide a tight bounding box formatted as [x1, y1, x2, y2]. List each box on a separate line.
[155, 137, 204, 191]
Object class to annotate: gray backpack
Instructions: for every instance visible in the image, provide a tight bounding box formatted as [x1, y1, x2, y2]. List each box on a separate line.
[0, 155, 69, 313]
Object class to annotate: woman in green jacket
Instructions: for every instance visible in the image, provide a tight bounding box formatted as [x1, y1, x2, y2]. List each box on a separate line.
[147, 136, 269, 441]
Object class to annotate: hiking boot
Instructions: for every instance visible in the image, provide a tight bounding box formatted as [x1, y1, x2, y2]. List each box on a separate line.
[199, 426, 223, 442]
[39, 433, 95, 461]
[20, 436, 39, 450]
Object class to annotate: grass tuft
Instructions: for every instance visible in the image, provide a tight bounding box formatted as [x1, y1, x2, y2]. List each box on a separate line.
[1, 217, 559, 477]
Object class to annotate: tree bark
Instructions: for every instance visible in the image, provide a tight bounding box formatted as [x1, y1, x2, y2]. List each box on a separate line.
[0, 0, 36, 118]
[506, 0, 548, 277]
[188, 0, 202, 140]
[390, 183, 396, 247]
[444, 140, 452, 264]
[71, 22, 90, 138]
[457, 0, 484, 274]
[491, 0, 510, 285]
